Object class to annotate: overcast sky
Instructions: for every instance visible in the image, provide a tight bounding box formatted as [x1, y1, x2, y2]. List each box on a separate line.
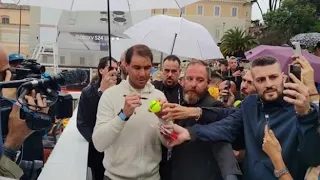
[2, 0, 268, 20]
[251, 0, 269, 20]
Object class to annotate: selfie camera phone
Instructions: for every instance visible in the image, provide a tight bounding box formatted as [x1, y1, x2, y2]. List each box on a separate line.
[223, 80, 231, 102]
[288, 64, 301, 83]
[286, 65, 302, 99]
[237, 67, 244, 72]
[158, 123, 178, 140]
[292, 42, 302, 57]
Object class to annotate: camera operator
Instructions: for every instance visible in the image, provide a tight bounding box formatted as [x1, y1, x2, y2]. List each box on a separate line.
[0, 46, 49, 179]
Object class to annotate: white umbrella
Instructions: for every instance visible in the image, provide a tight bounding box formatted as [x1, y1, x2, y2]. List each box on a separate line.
[111, 39, 137, 61]
[124, 15, 223, 60]
[13, 0, 199, 11]
[12, 0, 200, 65]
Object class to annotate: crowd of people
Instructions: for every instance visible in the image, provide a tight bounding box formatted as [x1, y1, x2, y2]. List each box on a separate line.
[77, 44, 320, 180]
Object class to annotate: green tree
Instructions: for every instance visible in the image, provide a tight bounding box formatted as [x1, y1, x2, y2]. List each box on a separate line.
[220, 27, 259, 57]
[262, 0, 317, 45]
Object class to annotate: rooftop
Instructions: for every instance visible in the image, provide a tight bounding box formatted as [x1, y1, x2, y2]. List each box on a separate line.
[0, 3, 30, 10]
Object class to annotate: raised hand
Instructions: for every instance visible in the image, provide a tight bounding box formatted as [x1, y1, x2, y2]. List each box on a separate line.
[283, 73, 311, 116]
[100, 69, 117, 92]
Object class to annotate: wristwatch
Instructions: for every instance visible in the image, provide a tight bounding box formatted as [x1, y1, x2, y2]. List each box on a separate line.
[274, 167, 289, 178]
[118, 109, 129, 121]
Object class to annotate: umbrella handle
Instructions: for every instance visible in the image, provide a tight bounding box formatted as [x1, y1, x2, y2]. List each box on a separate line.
[170, 33, 177, 55]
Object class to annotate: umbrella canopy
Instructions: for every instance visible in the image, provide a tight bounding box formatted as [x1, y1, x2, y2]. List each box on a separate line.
[245, 45, 320, 82]
[290, 32, 320, 47]
[13, 0, 200, 11]
[124, 15, 223, 60]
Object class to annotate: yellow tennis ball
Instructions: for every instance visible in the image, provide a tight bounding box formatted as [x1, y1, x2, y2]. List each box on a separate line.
[233, 100, 242, 107]
[149, 100, 161, 113]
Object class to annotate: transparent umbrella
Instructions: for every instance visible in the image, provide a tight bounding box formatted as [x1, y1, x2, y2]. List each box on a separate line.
[290, 32, 320, 47]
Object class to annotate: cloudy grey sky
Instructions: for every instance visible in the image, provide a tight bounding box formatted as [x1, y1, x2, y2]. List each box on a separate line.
[251, 0, 269, 20]
[2, 0, 268, 20]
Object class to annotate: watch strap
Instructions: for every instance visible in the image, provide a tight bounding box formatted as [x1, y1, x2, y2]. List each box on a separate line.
[118, 109, 129, 121]
[3, 147, 18, 161]
[274, 167, 289, 178]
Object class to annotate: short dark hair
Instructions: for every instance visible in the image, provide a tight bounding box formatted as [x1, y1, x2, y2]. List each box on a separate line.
[251, 56, 278, 68]
[218, 59, 228, 66]
[211, 70, 223, 80]
[185, 60, 211, 81]
[125, 44, 153, 64]
[163, 55, 181, 65]
[97, 56, 117, 80]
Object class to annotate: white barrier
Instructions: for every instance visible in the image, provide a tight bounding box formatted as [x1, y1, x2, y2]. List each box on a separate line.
[38, 92, 89, 180]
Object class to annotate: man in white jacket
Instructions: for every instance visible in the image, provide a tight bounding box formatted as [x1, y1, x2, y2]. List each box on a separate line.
[93, 44, 168, 180]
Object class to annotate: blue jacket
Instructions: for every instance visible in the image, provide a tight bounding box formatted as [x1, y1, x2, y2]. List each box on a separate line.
[188, 94, 320, 180]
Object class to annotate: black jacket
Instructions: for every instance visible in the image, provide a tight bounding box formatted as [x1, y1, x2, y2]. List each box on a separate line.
[152, 80, 183, 180]
[76, 82, 104, 168]
[152, 81, 183, 105]
[172, 92, 241, 180]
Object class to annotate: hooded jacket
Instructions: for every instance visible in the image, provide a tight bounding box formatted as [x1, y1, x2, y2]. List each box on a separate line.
[92, 80, 167, 180]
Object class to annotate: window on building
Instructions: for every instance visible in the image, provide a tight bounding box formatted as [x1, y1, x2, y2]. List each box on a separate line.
[215, 29, 220, 40]
[80, 57, 85, 65]
[181, 7, 186, 15]
[1, 16, 10, 24]
[60, 56, 65, 64]
[197, 5, 203, 15]
[214, 6, 220, 16]
[232, 7, 238, 17]
[42, 56, 48, 63]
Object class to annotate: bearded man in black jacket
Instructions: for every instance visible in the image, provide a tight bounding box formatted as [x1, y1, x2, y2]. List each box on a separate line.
[77, 57, 118, 180]
[164, 60, 241, 180]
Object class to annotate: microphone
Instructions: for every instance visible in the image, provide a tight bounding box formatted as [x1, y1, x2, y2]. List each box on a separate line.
[0, 79, 32, 88]
[21, 69, 88, 88]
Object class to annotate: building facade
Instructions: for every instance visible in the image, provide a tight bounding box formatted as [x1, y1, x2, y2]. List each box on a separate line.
[152, 0, 252, 43]
[0, 3, 30, 57]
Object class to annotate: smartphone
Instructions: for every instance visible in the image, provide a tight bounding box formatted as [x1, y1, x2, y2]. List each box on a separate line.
[237, 66, 244, 72]
[158, 124, 177, 140]
[223, 80, 231, 102]
[292, 42, 302, 57]
[288, 64, 301, 83]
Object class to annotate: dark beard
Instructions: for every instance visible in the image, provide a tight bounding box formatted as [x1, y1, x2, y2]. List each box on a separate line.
[183, 90, 200, 105]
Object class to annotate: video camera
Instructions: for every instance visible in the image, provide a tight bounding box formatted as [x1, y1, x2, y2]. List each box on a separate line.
[1, 60, 87, 133]
[9, 59, 46, 80]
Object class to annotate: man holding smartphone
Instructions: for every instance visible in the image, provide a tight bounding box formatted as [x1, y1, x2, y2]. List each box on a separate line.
[162, 56, 320, 180]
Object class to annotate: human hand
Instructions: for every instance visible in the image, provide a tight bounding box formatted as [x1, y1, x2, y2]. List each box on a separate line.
[283, 73, 311, 115]
[219, 89, 235, 107]
[161, 103, 201, 121]
[162, 124, 191, 147]
[262, 125, 282, 161]
[292, 55, 319, 101]
[100, 69, 117, 92]
[5, 91, 49, 151]
[2, 70, 16, 100]
[292, 56, 314, 86]
[232, 70, 241, 77]
[149, 99, 168, 119]
[122, 94, 141, 117]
